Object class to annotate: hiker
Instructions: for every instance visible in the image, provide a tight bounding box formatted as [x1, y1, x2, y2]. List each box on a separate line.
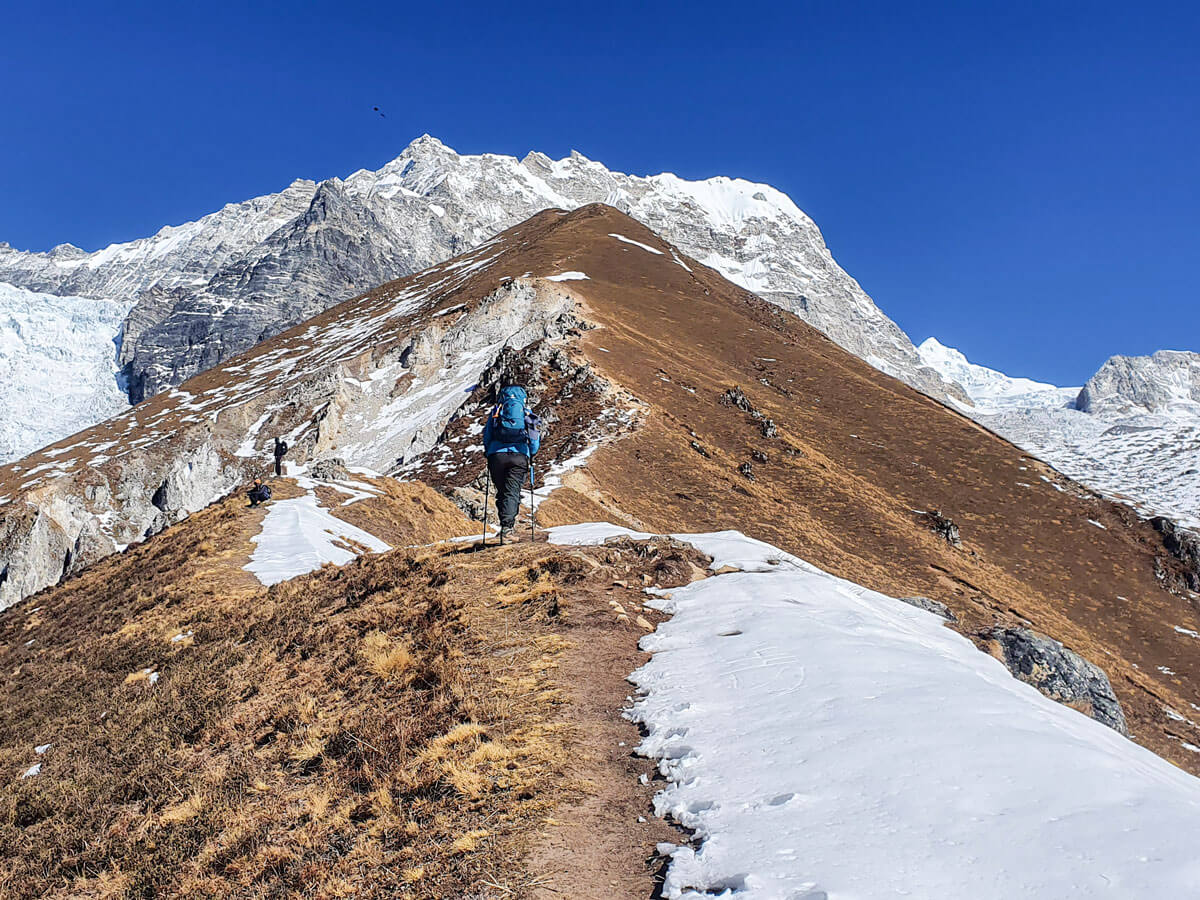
[483, 384, 540, 543]
[247, 478, 272, 507]
[273, 437, 288, 477]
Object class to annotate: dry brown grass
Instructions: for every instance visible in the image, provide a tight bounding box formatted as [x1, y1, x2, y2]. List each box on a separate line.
[0, 491, 585, 899]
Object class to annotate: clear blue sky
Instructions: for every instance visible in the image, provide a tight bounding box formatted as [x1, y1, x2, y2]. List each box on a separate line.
[2, 0, 1196, 385]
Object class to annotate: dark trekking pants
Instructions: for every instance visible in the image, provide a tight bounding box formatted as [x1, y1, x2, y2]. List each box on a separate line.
[487, 451, 529, 528]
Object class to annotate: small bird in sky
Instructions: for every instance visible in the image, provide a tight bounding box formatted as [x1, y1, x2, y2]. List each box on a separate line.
[373, 106, 386, 118]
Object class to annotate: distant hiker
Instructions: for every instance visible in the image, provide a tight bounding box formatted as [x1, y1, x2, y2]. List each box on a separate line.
[273, 437, 288, 477]
[483, 385, 541, 543]
[247, 478, 272, 507]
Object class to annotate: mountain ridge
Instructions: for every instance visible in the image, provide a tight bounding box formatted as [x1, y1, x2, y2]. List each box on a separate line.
[4, 204, 1198, 779]
[0, 135, 966, 427]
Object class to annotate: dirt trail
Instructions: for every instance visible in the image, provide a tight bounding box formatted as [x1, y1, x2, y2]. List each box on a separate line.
[526, 575, 683, 898]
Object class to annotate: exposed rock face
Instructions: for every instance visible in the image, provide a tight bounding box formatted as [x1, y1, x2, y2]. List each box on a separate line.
[899, 595, 956, 622]
[119, 179, 421, 402]
[1076, 351, 1200, 418]
[308, 458, 350, 481]
[0, 136, 967, 462]
[0, 218, 586, 610]
[920, 509, 962, 548]
[1151, 517, 1200, 592]
[986, 627, 1128, 734]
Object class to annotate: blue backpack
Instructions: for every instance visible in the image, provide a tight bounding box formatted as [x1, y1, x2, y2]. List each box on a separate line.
[493, 385, 532, 443]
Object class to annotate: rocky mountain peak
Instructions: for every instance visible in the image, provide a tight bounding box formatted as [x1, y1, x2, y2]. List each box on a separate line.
[1075, 350, 1200, 418]
[0, 136, 972, 461]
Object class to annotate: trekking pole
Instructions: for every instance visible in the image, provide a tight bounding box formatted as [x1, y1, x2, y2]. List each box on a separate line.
[528, 440, 536, 542]
[481, 470, 490, 548]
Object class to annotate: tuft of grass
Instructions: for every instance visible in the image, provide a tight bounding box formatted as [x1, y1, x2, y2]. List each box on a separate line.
[452, 829, 491, 853]
[360, 629, 414, 681]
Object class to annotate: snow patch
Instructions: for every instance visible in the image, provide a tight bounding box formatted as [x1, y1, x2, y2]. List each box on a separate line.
[548, 523, 1200, 899]
[246, 490, 390, 586]
[608, 233, 664, 255]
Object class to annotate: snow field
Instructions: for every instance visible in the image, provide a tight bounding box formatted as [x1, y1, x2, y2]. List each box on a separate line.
[548, 523, 1200, 899]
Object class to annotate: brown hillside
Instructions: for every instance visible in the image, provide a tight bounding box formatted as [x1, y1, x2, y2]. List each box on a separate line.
[413, 204, 1200, 771]
[3, 203, 1200, 896]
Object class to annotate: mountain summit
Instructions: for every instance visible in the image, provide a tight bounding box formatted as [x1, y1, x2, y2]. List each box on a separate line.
[0, 135, 964, 460]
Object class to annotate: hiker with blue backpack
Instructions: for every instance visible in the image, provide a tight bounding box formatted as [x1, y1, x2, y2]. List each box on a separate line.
[482, 384, 541, 544]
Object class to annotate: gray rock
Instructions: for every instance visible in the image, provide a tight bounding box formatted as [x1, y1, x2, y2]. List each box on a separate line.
[899, 595, 957, 622]
[1150, 516, 1200, 592]
[920, 509, 962, 548]
[1076, 351, 1200, 417]
[0, 136, 969, 461]
[309, 458, 350, 481]
[0, 276, 581, 610]
[986, 627, 1128, 734]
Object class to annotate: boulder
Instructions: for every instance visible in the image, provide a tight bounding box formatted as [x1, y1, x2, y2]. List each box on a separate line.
[985, 627, 1128, 734]
[309, 457, 350, 481]
[899, 595, 956, 622]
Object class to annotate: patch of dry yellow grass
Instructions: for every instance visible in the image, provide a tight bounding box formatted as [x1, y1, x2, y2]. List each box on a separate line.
[360, 629, 414, 681]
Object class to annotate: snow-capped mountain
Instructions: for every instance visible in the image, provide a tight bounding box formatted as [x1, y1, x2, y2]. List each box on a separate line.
[0, 281, 132, 461]
[921, 339, 1200, 529]
[0, 135, 965, 462]
[917, 337, 1078, 413]
[1077, 350, 1200, 418]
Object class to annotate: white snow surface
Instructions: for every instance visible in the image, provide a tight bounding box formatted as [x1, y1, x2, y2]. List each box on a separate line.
[608, 232, 664, 255]
[917, 337, 1076, 413]
[543, 271, 589, 282]
[246, 490, 390, 586]
[921, 337, 1200, 529]
[548, 523, 1200, 899]
[0, 281, 132, 462]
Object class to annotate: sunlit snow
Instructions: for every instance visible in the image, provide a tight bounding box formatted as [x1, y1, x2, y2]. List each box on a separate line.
[549, 523, 1200, 899]
[246, 490, 390, 586]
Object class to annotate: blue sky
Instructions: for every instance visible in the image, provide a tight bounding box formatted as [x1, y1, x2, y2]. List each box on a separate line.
[2, 0, 1196, 385]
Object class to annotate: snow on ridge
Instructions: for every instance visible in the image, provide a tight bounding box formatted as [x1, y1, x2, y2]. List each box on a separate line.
[544, 271, 589, 282]
[920, 337, 1200, 529]
[608, 232, 665, 255]
[549, 523, 1200, 899]
[918, 336, 1076, 413]
[245, 489, 390, 586]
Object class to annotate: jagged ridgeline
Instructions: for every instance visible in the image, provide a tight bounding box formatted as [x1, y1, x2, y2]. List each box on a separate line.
[0, 135, 966, 462]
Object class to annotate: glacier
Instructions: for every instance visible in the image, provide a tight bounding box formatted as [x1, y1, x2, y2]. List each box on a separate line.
[0, 281, 131, 463]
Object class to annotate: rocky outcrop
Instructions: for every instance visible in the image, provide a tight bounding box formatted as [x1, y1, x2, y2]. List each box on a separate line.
[984, 627, 1128, 734]
[919, 509, 962, 548]
[0, 225, 587, 609]
[1151, 516, 1200, 592]
[1076, 351, 1200, 418]
[899, 595, 956, 622]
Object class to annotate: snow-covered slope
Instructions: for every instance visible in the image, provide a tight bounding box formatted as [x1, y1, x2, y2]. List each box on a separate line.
[0, 135, 964, 455]
[0, 281, 132, 462]
[921, 338, 1200, 529]
[918, 337, 1077, 413]
[552, 524, 1200, 899]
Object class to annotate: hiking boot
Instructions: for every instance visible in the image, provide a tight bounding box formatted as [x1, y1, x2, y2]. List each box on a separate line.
[498, 526, 513, 545]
